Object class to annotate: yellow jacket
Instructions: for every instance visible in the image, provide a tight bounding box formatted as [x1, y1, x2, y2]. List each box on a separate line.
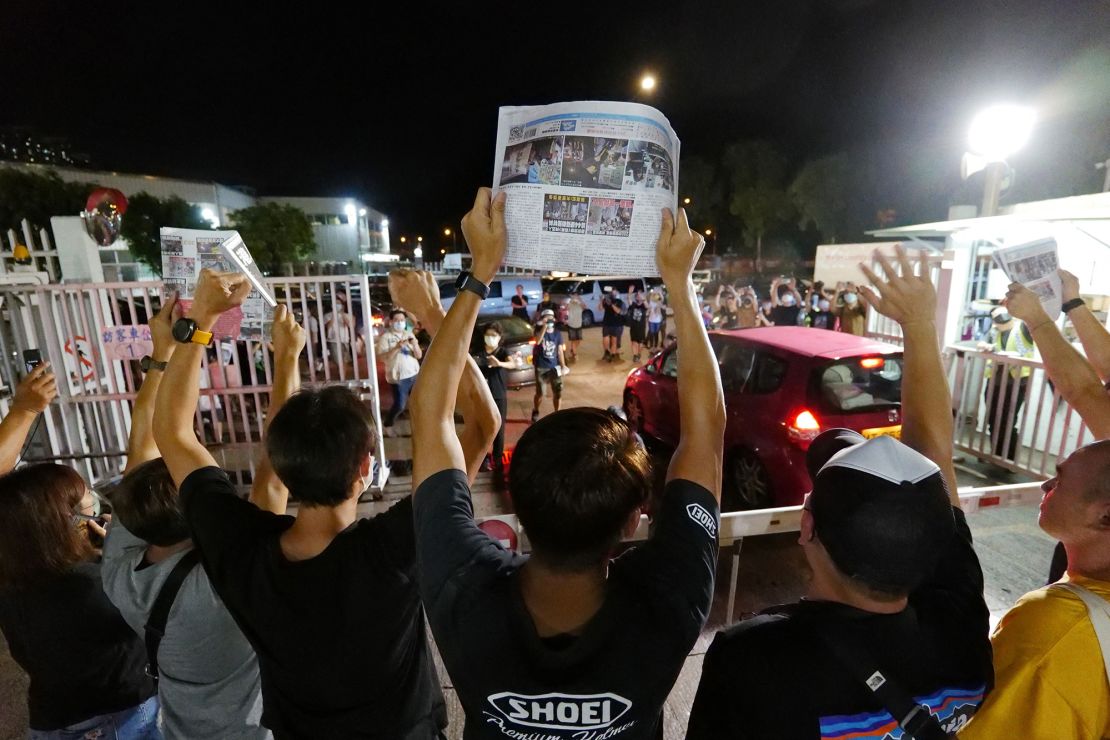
[959, 574, 1110, 739]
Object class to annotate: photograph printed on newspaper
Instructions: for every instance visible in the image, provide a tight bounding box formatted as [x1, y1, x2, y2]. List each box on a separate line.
[159, 227, 276, 339]
[992, 237, 1062, 321]
[492, 101, 680, 276]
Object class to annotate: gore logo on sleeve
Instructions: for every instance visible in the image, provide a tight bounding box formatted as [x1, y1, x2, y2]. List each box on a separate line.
[486, 692, 632, 731]
[686, 503, 717, 537]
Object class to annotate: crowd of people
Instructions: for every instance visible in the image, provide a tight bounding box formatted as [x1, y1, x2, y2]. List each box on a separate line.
[0, 187, 1107, 740]
[708, 276, 869, 335]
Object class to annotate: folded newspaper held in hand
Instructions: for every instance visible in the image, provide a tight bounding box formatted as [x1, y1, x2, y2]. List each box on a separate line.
[160, 227, 277, 340]
[992, 237, 1062, 321]
[492, 101, 681, 276]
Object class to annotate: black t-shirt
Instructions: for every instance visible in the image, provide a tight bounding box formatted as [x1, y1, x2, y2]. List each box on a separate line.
[602, 298, 625, 327]
[770, 305, 802, 327]
[479, 347, 510, 399]
[0, 562, 155, 730]
[413, 469, 719, 740]
[809, 309, 836, 330]
[180, 467, 446, 739]
[687, 507, 992, 739]
[627, 301, 648, 330]
[715, 309, 741, 330]
[511, 295, 529, 319]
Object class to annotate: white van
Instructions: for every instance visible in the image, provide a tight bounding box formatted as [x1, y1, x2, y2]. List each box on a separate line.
[439, 276, 544, 317]
[546, 276, 648, 326]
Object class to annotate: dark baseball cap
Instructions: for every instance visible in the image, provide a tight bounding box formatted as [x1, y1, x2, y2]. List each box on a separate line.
[805, 429, 955, 596]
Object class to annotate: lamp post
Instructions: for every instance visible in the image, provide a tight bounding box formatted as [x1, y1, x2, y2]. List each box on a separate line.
[444, 227, 457, 251]
[967, 105, 1035, 217]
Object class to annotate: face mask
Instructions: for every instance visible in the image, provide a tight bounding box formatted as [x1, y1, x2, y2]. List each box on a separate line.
[484, 335, 499, 348]
[762, 302, 772, 312]
[844, 292, 858, 305]
[818, 300, 831, 311]
[391, 321, 406, 331]
[781, 295, 796, 307]
[545, 322, 555, 332]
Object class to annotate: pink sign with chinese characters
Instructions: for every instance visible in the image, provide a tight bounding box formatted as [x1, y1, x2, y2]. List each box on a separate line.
[101, 325, 154, 360]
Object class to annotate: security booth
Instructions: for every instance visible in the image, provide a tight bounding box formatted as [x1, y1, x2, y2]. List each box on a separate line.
[856, 191, 1110, 479]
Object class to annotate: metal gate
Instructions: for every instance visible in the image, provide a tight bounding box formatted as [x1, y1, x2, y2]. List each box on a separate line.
[0, 274, 388, 490]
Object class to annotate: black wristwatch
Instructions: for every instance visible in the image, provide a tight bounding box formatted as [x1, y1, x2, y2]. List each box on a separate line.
[1062, 297, 1086, 314]
[455, 271, 491, 300]
[140, 355, 168, 372]
[172, 317, 213, 346]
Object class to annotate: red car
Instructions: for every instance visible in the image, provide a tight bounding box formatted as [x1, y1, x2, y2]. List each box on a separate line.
[623, 327, 905, 511]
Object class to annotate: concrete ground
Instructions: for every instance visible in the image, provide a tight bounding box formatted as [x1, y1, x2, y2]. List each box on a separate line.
[0, 326, 1056, 739]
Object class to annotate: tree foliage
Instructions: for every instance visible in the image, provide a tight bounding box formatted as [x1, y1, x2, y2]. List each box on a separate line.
[228, 202, 316, 275]
[723, 141, 795, 260]
[0, 167, 93, 237]
[119, 193, 210, 275]
[790, 153, 853, 242]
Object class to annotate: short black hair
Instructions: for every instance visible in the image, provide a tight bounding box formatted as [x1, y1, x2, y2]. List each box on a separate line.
[509, 407, 651, 571]
[267, 386, 377, 507]
[110, 458, 189, 546]
[484, 322, 503, 337]
[389, 309, 406, 320]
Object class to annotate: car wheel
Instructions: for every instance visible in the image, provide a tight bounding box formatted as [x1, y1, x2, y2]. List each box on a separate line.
[582, 310, 595, 327]
[623, 391, 646, 435]
[723, 449, 773, 511]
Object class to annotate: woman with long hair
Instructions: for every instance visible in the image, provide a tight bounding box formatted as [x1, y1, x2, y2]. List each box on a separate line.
[0, 464, 158, 739]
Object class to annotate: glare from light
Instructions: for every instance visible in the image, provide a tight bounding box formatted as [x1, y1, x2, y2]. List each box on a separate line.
[704, 228, 713, 236]
[640, 74, 656, 92]
[444, 228, 452, 236]
[682, 197, 691, 205]
[440, 248, 446, 254]
[344, 203, 357, 221]
[413, 247, 423, 258]
[201, 208, 214, 220]
[380, 218, 388, 227]
[399, 236, 407, 243]
[417, 236, 423, 242]
[968, 105, 1036, 162]
[359, 208, 367, 217]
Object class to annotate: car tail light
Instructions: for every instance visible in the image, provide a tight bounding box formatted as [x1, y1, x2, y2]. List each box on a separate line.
[786, 409, 821, 448]
[529, 339, 537, 346]
[860, 357, 884, 370]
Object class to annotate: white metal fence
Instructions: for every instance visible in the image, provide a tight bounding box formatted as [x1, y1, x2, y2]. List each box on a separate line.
[0, 274, 389, 490]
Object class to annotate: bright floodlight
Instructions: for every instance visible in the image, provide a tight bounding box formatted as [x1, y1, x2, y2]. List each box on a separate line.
[201, 208, 214, 221]
[344, 203, 357, 221]
[640, 74, 656, 92]
[968, 105, 1036, 162]
[380, 218, 389, 228]
[359, 208, 367, 217]
[413, 247, 423, 259]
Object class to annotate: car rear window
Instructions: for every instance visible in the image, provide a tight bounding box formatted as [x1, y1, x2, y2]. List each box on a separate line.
[814, 356, 903, 412]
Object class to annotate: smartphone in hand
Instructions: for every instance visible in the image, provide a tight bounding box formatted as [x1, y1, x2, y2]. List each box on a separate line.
[23, 349, 43, 375]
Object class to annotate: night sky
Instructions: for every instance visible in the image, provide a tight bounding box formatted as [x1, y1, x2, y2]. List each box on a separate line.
[3, 1, 1109, 242]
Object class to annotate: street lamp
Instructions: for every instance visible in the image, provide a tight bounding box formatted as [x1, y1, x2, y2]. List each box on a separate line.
[682, 197, 691, 205]
[639, 73, 656, 93]
[444, 227, 458, 251]
[399, 236, 407, 244]
[967, 105, 1035, 216]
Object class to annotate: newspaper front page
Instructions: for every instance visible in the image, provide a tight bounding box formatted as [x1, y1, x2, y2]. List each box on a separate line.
[160, 227, 276, 339]
[492, 101, 680, 276]
[993, 237, 1062, 321]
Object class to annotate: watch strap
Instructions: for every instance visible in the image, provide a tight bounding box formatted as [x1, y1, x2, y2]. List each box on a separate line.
[1062, 297, 1086, 314]
[190, 328, 213, 345]
[457, 272, 490, 300]
[141, 356, 168, 372]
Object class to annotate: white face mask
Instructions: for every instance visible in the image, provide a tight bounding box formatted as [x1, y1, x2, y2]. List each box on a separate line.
[844, 292, 858, 305]
[484, 335, 499, 348]
[781, 295, 796, 307]
[391, 321, 406, 332]
[818, 300, 831, 311]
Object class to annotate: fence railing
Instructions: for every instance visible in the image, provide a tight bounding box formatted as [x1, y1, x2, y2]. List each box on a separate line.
[0, 275, 388, 489]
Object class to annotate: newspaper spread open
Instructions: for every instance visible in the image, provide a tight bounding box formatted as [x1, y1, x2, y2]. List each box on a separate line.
[160, 227, 276, 339]
[492, 101, 680, 276]
[993, 237, 1062, 321]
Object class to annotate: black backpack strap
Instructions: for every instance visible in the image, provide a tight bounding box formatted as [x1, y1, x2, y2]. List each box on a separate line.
[144, 548, 201, 679]
[813, 621, 952, 740]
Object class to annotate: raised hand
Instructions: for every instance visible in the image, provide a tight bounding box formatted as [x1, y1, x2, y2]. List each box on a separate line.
[1059, 269, 1080, 303]
[388, 269, 443, 326]
[271, 304, 306, 362]
[460, 188, 507, 284]
[656, 207, 705, 287]
[1004, 282, 1052, 330]
[190, 269, 252, 323]
[12, 361, 56, 414]
[149, 292, 182, 360]
[857, 244, 935, 327]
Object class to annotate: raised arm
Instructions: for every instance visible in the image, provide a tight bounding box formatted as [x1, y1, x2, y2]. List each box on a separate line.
[390, 268, 499, 484]
[124, 294, 179, 472]
[409, 189, 506, 490]
[1060, 269, 1110, 382]
[154, 270, 252, 488]
[660, 207, 725, 499]
[0, 362, 56, 475]
[859, 245, 959, 504]
[1005, 282, 1110, 440]
[249, 304, 305, 513]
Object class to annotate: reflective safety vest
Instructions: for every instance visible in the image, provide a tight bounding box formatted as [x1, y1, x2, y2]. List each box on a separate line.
[986, 323, 1034, 380]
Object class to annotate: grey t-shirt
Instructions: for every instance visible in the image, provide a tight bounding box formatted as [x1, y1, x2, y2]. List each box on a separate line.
[101, 520, 269, 740]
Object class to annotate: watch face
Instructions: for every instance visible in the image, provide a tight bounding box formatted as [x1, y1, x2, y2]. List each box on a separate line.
[455, 271, 470, 289]
[172, 318, 195, 343]
[140, 356, 151, 372]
